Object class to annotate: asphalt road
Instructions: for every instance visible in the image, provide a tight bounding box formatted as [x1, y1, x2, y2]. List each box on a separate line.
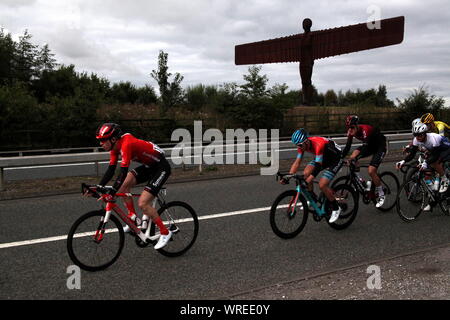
[1, 162, 448, 300]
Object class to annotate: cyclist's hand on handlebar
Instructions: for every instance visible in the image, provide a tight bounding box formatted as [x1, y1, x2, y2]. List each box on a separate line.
[279, 177, 289, 185]
[395, 160, 405, 170]
[99, 193, 115, 202]
[417, 162, 428, 171]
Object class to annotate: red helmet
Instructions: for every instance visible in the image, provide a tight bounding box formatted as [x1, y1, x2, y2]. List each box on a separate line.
[345, 115, 359, 128]
[96, 123, 122, 140]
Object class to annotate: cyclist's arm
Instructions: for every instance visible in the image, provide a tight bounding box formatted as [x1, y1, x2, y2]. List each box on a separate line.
[289, 155, 302, 174]
[403, 145, 418, 162]
[111, 166, 129, 192]
[341, 136, 353, 158]
[425, 147, 442, 165]
[99, 164, 117, 186]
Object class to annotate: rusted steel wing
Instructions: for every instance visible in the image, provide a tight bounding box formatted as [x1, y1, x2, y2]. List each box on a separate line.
[235, 16, 404, 65]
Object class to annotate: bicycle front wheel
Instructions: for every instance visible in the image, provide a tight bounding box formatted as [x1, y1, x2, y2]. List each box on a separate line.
[375, 171, 400, 212]
[150, 201, 199, 257]
[269, 190, 308, 239]
[396, 180, 427, 222]
[67, 210, 125, 271]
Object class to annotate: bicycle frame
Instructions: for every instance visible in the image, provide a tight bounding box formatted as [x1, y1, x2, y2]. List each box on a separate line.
[287, 176, 328, 218]
[409, 170, 438, 203]
[93, 188, 168, 244]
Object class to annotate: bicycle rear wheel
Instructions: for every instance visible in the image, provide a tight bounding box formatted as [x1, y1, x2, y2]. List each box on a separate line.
[150, 201, 199, 257]
[375, 171, 400, 212]
[327, 184, 359, 230]
[67, 210, 125, 271]
[269, 190, 308, 239]
[396, 180, 427, 222]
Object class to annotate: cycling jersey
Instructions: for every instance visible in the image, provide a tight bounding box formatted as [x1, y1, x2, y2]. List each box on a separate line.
[99, 133, 167, 192]
[342, 124, 386, 167]
[431, 121, 450, 136]
[297, 136, 330, 163]
[297, 136, 343, 180]
[405, 133, 450, 165]
[110, 133, 164, 167]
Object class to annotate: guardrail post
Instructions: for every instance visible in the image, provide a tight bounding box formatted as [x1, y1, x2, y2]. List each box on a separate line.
[0, 168, 4, 191]
[386, 137, 390, 156]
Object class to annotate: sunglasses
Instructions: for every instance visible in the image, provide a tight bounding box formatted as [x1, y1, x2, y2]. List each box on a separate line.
[348, 126, 357, 130]
[413, 132, 426, 137]
[98, 138, 110, 143]
[297, 141, 307, 148]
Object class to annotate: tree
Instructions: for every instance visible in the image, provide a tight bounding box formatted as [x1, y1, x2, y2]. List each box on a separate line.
[0, 28, 16, 86]
[14, 29, 38, 83]
[324, 89, 338, 106]
[150, 50, 184, 115]
[240, 65, 268, 99]
[397, 85, 445, 114]
[136, 85, 158, 105]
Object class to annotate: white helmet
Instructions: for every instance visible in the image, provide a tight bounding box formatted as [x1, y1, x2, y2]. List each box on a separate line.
[411, 118, 422, 127]
[412, 123, 428, 135]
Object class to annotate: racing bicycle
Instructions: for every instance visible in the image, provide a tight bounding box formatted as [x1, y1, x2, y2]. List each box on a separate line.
[331, 161, 399, 212]
[269, 172, 358, 239]
[397, 163, 450, 221]
[67, 184, 199, 271]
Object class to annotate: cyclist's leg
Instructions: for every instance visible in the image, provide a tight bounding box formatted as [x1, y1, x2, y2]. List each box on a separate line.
[303, 163, 316, 193]
[117, 171, 138, 216]
[319, 143, 343, 202]
[367, 143, 387, 206]
[139, 158, 172, 248]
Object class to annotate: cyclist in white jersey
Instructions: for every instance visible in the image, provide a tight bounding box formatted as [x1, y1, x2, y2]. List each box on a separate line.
[396, 123, 450, 193]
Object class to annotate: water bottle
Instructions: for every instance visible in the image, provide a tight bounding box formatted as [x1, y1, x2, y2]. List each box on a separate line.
[365, 180, 372, 191]
[433, 177, 440, 191]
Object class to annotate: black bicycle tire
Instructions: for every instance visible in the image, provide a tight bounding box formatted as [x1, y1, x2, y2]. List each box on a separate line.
[67, 210, 125, 272]
[327, 184, 359, 230]
[150, 201, 199, 257]
[396, 181, 426, 222]
[375, 171, 400, 212]
[269, 190, 309, 239]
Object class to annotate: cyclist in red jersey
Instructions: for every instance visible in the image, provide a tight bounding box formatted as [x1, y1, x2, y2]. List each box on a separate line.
[342, 115, 387, 208]
[283, 128, 344, 223]
[93, 123, 172, 250]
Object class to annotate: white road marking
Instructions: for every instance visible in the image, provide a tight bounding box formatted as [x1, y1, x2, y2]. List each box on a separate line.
[0, 205, 286, 249]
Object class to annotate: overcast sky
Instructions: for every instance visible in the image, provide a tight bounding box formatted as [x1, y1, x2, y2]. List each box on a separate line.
[1, 0, 449, 106]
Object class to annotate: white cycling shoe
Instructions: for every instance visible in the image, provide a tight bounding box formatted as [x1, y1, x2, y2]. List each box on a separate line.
[329, 207, 342, 223]
[375, 195, 386, 208]
[154, 231, 173, 250]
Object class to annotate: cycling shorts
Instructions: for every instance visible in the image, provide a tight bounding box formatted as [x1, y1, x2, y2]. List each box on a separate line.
[356, 135, 387, 168]
[131, 156, 171, 196]
[307, 141, 343, 181]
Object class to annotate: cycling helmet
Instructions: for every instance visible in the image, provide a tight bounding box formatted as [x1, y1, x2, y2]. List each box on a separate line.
[412, 123, 428, 136]
[291, 128, 308, 145]
[345, 115, 359, 128]
[420, 113, 434, 124]
[411, 118, 422, 127]
[96, 123, 122, 140]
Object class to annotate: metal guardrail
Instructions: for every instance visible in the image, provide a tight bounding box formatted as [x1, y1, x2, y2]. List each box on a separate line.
[0, 130, 413, 190]
[0, 129, 411, 157]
